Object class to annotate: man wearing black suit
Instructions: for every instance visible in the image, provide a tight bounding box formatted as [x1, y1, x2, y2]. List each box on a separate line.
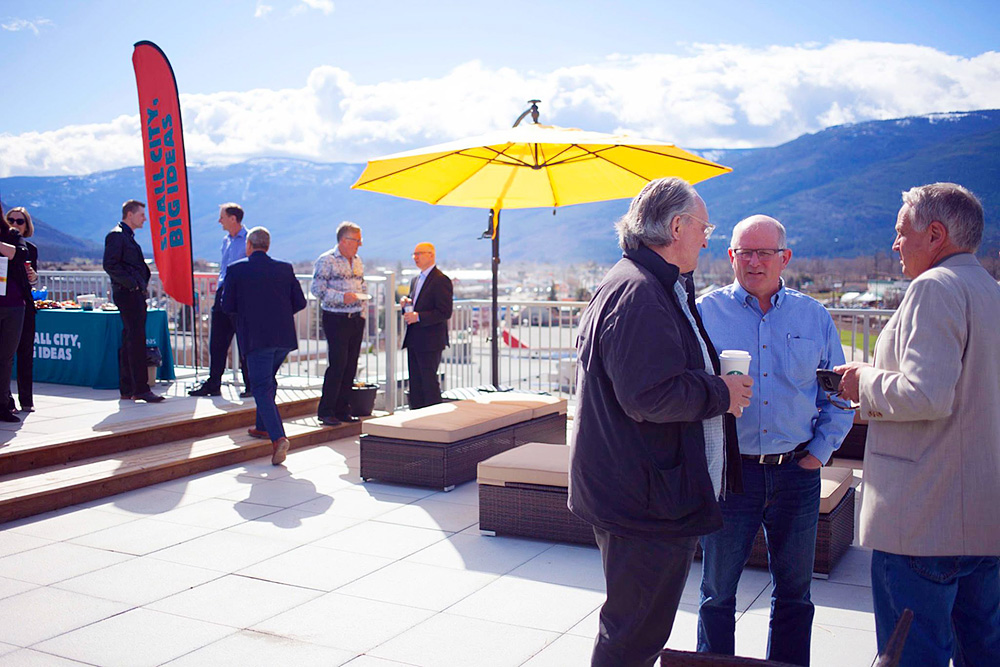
[102, 199, 163, 403]
[222, 227, 307, 465]
[401, 242, 453, 409]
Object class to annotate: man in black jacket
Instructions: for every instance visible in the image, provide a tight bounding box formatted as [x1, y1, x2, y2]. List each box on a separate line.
[401, 242, 453, 408]
[222, 227, 307, 465]
[103, 200, 163, 403]
[569, 177, 753, 666]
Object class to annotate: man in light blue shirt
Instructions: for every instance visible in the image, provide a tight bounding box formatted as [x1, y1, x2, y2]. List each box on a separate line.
[696, 215, 853, 666]
[190, 203, 249, 396]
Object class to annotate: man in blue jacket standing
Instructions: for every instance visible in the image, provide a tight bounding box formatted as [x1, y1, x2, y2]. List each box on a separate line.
[570, 177, 753, 666]
[222, 227, 307, 465]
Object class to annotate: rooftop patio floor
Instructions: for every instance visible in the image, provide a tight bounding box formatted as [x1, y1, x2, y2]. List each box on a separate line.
[0, 381, 878, 666]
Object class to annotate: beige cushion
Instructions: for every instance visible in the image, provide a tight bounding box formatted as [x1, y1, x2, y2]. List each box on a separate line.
[478, 442, 570, 487]
[820, 466, 854, 514]
[471, 392, 568, 419]
[362, 400, 533, 444]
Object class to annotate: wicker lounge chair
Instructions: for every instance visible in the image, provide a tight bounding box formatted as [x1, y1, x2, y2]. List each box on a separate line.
[360, 396, 567, 491]
[478, 443, 856, 576]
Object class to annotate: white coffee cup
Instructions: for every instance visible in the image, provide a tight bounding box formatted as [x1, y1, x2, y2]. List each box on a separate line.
[720, 350, 752, 376]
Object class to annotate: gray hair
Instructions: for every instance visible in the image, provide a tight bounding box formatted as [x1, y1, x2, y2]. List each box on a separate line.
[902, 183, 983, 252]
[730, 215, 787, 249]
[615, 177, 700, 251]
[336, 221, 362, 242]
[247, 226, 271, 251]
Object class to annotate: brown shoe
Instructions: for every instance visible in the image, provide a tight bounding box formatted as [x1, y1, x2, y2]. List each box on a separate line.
[271, 437, 290, 465]
[247, 428, 269, 439]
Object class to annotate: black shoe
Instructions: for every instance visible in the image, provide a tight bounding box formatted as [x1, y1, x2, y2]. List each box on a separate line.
[134, 392, 166, 403]
[19, 405, 34, 413]
[318, 415, 341, 426]
[334, 414, 359, 423]
[239, 390, 252, 398]
[0, 411, 20, 423]
[189, 383, 222, 397]
[120, 393, 133, 400]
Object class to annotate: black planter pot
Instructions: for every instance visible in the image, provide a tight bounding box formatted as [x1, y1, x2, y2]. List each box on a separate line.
[349, 384, 378, 416]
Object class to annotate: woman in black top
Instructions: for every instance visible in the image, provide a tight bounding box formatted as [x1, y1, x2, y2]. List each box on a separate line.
[5, 208, 38, 413]
[0, 208, 33, 422]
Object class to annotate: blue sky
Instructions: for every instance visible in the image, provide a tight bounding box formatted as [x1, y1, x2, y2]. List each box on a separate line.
[2, 0, 999, 176]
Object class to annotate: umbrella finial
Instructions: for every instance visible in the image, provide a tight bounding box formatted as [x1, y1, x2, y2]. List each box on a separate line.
[513, 100, 541, 127]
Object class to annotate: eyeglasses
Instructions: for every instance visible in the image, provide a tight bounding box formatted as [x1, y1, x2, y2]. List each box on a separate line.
[732, 248, 786, 260]
[342, 237, 362, 245]
[413, 251, 432, 256]
[683, 213, 716, 240]
[7, 218, 26, 225]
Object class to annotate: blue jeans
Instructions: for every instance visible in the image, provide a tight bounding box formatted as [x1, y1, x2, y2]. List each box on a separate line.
[871, 551, 1000, 667]
[698, 459, 820, 666]
[246, 347, 288, 441]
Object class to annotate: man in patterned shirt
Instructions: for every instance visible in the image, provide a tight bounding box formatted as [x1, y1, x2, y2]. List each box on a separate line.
[312, 222, 367, 425]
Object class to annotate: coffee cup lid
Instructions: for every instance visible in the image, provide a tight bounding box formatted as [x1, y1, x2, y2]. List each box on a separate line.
[720, 349, 751, 359]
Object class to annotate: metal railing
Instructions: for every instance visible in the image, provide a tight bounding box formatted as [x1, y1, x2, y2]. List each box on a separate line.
[35, 270, 894, 412]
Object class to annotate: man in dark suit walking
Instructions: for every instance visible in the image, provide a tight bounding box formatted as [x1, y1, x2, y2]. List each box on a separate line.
[222, 227, 307, 465]
[401, 242, 453, 409]
[102, 199, 164, 403]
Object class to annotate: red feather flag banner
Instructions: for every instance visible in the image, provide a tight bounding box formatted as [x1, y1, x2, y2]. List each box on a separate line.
[131, 40, 195, 306]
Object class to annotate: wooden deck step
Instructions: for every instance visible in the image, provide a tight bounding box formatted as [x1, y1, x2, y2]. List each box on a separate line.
[0, 392, 322, 476]
[0, 417, 360, 523]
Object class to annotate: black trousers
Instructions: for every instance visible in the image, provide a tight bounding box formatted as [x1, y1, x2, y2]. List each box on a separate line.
[207, 289, 248, 388]
[0, 305, 25, 412]
[114, 287, 149, 396]
[317, 312, 364, 418]
[407, 348, 443, 409]
[591, 525, 698, 667]
[14, 306, 35, 408]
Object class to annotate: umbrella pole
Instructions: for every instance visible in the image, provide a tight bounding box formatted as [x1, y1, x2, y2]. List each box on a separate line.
[490, 209, 500, 388]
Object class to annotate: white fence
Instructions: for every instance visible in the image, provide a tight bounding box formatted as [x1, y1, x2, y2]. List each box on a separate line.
[36, 270, 892, 412]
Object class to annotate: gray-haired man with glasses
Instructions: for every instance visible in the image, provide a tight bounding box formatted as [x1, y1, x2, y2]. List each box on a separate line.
[695, 214, 853, 665]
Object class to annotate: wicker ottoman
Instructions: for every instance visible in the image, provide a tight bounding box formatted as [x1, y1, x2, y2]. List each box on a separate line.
[361, 396, 567, 491]
[478, 442, 594, 545]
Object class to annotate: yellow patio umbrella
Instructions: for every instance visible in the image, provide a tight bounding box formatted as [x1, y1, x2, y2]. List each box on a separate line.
[352, 101, 732, 386]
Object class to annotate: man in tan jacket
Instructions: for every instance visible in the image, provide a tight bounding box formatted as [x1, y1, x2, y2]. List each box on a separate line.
[838, 182, 1000, 667]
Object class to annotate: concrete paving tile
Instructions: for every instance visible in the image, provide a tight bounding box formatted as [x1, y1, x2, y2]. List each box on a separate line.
[150, 530, 297, 573]
[447, 575, 603, 633]
[374, 498, 480, 533]
[337, 560, 497, 611]
[239, 544, 392, 592]
[151, 497, 279, 529]
[508, 543, 605, 591]
[0, 576, 37, 601]
[225, 507, 361, 544]
[827, 546, 873, 588]
[147, 470, 252, 498]
[421, 480, 480, 506]
[746, 579, 874, 631]
[33, 608, 235, 667]
[297, 486, 414, 520]
[340, 657, 417, 667]
[163, 629, 355, 666]
[810, 622, 878, 666]
[403, 532, 553, 575]
[251, 592, 434, 653]
[147, 574, 322, 628]
[0, 531, 53, 558]
[54, 556, 221, 605]
[520, 632, 594, 665]
[6, 507, 137, 541]
[0, 648, 92, 665]
[0, 586, 130, 646]
[80, 486, 203, 516]
[0, 541, 133, 585]
[219, 477, 334, 509]
[68, 516, 215, 555]
[368, 613, 558, 667]
[312, 521, 450, 560]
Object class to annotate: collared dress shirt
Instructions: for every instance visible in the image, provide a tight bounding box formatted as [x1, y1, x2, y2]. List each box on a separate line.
[218, 226, 247, 286]
[410, 264, 434, 310]
[697, 281, 853, 464]
[675, 276, 725, 497]
[311, 246, 367, 315]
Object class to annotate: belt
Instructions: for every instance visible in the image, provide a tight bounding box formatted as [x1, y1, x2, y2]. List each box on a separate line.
[741, 446, 810, 465]
[327, 311, 362, 319]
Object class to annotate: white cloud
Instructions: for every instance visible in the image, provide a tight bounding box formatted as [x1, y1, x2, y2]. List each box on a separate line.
[297, 0, 334, 15]
[254, 2, 274, 18]
[1, 17, 53, 34]
[3, 40, 1000, 177]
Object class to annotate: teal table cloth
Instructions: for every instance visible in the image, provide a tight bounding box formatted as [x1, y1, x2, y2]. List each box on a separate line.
[30, 309, 176, 389]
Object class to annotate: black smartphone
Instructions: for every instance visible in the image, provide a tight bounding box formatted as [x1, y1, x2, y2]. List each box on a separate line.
[816, 369, 842, 392]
